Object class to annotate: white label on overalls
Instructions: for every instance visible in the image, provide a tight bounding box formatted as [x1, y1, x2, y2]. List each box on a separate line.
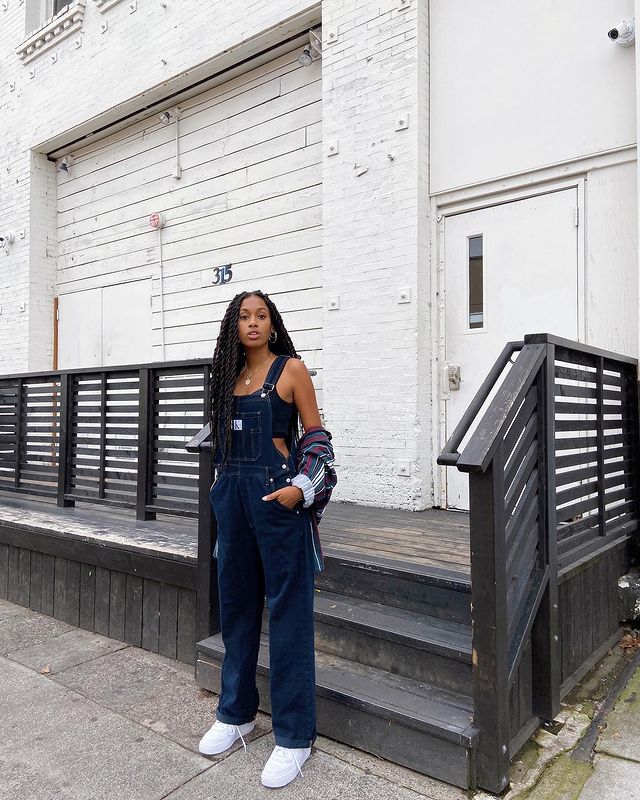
[233, 419, 243, 430]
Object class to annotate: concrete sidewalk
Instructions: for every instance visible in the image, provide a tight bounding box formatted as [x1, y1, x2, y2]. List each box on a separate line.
[577, 653, 640, 800]
[0, 599, 464, 800]
[2, 596, 639, 800]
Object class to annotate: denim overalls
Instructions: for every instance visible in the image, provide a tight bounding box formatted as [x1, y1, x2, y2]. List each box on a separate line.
[208, 356, 317, 749]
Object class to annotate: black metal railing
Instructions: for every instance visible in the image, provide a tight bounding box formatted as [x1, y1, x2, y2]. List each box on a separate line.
[438, 333, 640, 793]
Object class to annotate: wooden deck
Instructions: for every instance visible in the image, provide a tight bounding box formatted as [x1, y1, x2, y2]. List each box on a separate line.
[0, 491, 470, 576]
[321, 504, 470, 576]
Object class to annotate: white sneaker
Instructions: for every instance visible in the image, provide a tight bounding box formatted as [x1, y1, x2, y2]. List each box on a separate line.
[198, 719, 255, 755]
[260, 745, 311, 788]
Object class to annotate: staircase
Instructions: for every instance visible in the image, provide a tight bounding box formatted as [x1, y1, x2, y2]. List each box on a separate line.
[196, 548, 478, 789]
[194, 333, 639, 793]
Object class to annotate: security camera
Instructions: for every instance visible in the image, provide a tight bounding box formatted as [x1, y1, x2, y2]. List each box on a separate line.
[0, 232, 15, 253]
[608, 19, 635, 46]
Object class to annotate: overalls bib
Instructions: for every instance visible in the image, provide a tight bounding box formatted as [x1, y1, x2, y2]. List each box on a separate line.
[208, 355, 317, 749]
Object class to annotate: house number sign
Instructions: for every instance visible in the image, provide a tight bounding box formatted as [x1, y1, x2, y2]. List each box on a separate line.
[213, 264, 233, 285]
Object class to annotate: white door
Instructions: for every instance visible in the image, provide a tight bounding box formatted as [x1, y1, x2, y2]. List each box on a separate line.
[58, 288, 102, 369]
[443, 188, 581, 510]
[103, 281, 153, 366]
[58, 279, 153, 369]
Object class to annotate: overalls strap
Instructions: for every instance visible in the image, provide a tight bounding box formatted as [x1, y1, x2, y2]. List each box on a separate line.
[261, 355, 289, 397]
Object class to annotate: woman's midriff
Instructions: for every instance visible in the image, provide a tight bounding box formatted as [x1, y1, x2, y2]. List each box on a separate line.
[273, 437, 289, 459]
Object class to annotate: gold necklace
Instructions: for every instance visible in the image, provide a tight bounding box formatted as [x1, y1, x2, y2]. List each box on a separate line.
[241, 352, 274, 385]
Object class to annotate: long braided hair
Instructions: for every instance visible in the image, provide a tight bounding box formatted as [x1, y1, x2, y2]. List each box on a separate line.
[208, 290, 300, 468]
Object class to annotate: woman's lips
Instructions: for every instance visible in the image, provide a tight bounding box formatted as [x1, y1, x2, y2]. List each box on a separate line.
[247, 332, 261, 338]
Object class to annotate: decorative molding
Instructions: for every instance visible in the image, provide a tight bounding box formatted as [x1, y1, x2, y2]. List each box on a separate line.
[16, 1, 86, 64]
[93, 0, 126, 12]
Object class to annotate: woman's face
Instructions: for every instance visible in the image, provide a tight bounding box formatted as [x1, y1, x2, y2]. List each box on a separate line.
[237, 295, 273, 349]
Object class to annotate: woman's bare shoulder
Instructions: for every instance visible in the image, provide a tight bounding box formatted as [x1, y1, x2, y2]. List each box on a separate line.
[284, 356, 312, 382]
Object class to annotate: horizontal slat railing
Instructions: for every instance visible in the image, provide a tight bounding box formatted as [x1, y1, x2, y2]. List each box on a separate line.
[0, 358, 212, 521]
[459, 342, 553, 793]
[0, 359, 215, 644]
[439, 333, 640, 794]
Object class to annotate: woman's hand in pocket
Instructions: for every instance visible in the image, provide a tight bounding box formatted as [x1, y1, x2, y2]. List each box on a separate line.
[262, 486, 304, 509]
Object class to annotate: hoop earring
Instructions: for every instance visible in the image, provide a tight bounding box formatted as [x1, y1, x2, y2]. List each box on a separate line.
[269, 330, 277, 343]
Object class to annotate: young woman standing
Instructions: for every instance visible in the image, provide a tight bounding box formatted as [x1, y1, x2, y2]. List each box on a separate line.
[199, 290, 332, 789]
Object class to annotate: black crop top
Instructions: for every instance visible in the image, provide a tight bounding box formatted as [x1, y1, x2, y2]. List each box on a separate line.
[233, 355, 295, 437]
[269, 387, 295, 437]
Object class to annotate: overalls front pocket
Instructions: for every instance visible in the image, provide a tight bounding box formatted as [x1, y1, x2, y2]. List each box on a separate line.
[230, 411, 262, 461]
[266, 461, 302, 513]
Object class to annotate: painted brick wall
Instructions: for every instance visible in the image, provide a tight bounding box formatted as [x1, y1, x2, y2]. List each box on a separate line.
[0, 0, 320, 373]
[0, 0, 433, 508]
[321, 0, 431, 507]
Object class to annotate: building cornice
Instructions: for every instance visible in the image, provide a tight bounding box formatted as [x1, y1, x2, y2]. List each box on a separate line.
[16, 1, 86, 65]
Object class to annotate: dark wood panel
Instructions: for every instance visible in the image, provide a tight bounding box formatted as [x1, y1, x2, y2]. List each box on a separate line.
[53, 556, 66, 621]
[518, 641, 533, 733]
[94, 567, 110, 636]
[124, 574, 143, 647]
[580, 564, 594, 662]
[41, 553, 55, 615]
[30, 550, 42, 612]
[0, 522, 197, 589]
[79, 563, 96, 631]
[142, 578, 160, 652]
[559, 543, 628, 686]
[177, 587, 197, 665]
[508, 669, 519, 740]
[65, 559, 81, 627]
[18, 547, 30, 607]
[0, 542, 8, 599]
[159, 583, 178, 659]
[555, 366, 597, 383]
[109, 571, 126, 641]
[7, 545, 19, 603]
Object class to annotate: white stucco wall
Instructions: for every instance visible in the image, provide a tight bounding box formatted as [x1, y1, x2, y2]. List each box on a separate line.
[430, 0, 637, 193]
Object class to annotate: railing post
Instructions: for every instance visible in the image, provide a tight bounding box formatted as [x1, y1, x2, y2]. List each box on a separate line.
[98, 372, 107, 500]
[595, 356, 606, 537]
[136, 368, 155, 521]
[196, 365, 219, 642]
[632, 367, 640, 560]
[532, 342, 561, 719]
[56, 372, 75, 507]
[469, 445, 511, 794]
[14, 377, 23, 489]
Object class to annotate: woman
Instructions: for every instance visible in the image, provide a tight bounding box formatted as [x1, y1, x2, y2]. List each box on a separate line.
[198, 290, 335, 789]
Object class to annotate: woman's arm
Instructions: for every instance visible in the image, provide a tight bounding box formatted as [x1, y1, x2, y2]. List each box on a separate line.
[289, 358, 323, 432]
[262, 358, 322, 509]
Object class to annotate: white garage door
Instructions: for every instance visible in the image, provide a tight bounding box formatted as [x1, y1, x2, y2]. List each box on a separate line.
[56, 43, 322, 391]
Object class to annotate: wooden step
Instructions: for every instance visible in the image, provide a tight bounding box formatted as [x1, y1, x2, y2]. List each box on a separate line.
[196, 633, 478, 789]
[317, 550, 472, 624]
[314, 591, 472, 694]
[261, 590, 473, 694]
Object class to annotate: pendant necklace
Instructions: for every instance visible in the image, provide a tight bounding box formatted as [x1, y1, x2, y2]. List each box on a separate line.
[242, 352, 273, 385]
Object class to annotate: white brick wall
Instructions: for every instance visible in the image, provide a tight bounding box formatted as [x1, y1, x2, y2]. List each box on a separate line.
[0, 0, 434, 509]
[0, 0, 319, 373]
[321, 0, 430, 507]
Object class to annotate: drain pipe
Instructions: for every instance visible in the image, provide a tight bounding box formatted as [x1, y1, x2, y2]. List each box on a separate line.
[149, 212, 167, 361]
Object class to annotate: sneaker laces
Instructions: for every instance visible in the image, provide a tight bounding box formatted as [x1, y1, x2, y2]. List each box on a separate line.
[274, 745, 305, 778]
[233, 725, 248, 754]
